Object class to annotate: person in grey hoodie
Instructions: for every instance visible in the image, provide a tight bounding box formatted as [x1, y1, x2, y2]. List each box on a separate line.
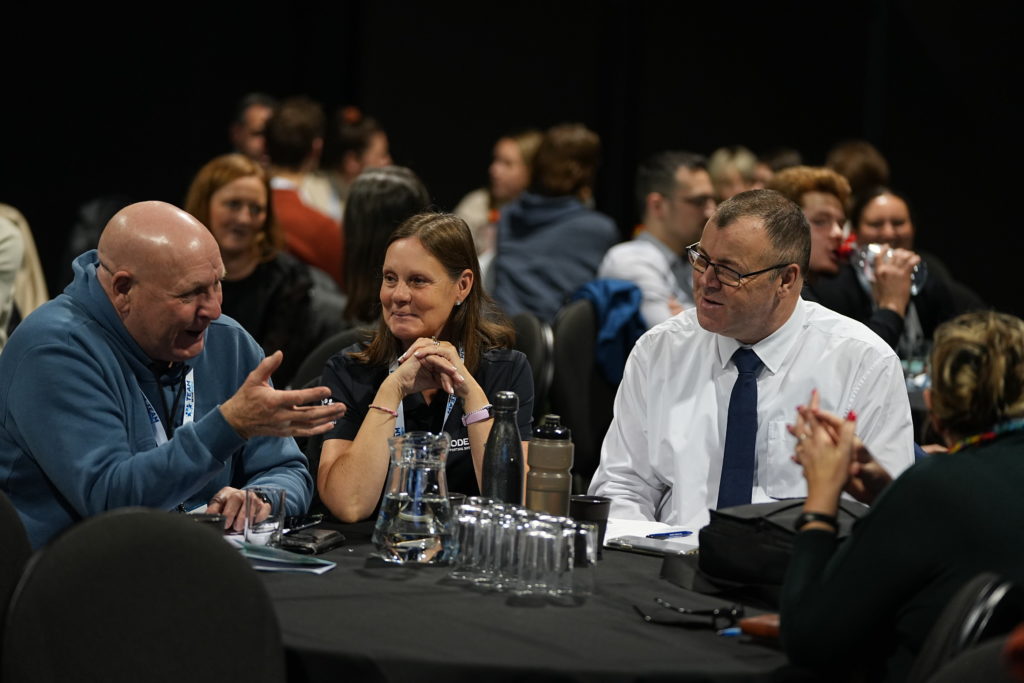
[490, 123, 619, 322]
[0, 201, 345, 548]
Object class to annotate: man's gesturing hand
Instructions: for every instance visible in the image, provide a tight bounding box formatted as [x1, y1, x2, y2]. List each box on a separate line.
[219, 351, 346, 440]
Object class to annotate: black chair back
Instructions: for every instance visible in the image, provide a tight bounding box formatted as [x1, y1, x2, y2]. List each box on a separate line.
[511, 311, 554, 423]
[288, 325, 372, 389]
[549, 298, 617, 492]
[0, 490, 30, 662]
[907, 572, 1024, 683]
[1, 508, 285, 683]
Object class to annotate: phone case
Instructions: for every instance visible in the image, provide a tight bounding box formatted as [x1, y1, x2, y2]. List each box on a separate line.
[605, 535, 693, 557]
[280, 528, 346, 555]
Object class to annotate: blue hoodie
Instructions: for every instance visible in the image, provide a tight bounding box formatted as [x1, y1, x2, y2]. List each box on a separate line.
[0, 251, 312, 548]
[491, 192, 619, 322]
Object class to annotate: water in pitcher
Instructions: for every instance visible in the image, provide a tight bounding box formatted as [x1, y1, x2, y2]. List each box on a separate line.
[373, 491, 454, 563]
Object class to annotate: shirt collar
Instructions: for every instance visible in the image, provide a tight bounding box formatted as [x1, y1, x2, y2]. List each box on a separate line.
[714, 297, 808, 375]
[636, 230, 683, 264]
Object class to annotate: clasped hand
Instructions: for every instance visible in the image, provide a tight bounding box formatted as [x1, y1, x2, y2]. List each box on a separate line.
[219, 350, 347, 440]
[789, 390, 892, 505]
[390, 337, 475, 399]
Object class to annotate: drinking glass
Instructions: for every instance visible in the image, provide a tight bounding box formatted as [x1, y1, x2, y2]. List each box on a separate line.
[854, 243, 929, 296]
[243, 486, 286, 547]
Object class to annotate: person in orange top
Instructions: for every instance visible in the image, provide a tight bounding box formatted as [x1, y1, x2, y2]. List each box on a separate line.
[265, 96, 345, 288]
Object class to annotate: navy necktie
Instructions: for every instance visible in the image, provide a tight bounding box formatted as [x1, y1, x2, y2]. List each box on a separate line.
[718, 348, 763, 508]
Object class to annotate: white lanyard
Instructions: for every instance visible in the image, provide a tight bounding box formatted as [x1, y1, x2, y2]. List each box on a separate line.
[388, 346, 464, 437]
[142, 368, 196, 445]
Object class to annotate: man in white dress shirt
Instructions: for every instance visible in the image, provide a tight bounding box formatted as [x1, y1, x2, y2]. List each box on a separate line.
[598, 151, 716, 328]
[589, 189, 915, 530]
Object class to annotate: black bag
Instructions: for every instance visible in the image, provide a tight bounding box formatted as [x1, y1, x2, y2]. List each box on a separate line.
[661, 499, 868, 609]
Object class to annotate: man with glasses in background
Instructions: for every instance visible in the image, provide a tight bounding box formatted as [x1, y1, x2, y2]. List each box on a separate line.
[598, 151, 716, 328]
[589, 190, 914, 530]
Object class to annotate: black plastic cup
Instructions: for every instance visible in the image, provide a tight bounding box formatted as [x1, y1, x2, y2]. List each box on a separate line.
[569, 495, 611, 559]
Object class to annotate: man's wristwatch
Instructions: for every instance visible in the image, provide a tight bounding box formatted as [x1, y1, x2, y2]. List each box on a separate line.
[461, 404, 493, 426]
[793, 511, 839, 533]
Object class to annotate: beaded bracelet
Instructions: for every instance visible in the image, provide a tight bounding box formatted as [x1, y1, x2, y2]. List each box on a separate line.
[368, 404, 398, 418]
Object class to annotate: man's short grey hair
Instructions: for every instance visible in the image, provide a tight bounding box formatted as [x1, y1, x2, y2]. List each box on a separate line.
[710, 189, 810, 277]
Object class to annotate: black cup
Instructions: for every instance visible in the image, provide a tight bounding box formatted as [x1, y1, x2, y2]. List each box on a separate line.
[569, 495, 611, 559]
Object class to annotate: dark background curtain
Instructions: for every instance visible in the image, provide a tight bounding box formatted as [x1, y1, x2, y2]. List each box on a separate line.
[1, 1, 1017, 316]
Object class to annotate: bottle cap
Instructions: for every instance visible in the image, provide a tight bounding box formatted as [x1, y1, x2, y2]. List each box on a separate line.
[492, 391, 519, 411]
[534, 414, 571, 440]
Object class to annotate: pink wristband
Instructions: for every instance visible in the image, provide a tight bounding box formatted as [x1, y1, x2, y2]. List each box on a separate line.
[368, 404, 398, 418]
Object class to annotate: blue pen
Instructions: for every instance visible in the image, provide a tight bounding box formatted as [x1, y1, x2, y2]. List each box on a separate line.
[717, 627, 742, 637]
[645, 530, 693, 539]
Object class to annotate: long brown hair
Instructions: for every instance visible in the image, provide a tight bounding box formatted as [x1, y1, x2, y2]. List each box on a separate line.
[353, 212, 515, 373]
[183, 153, 281, 263]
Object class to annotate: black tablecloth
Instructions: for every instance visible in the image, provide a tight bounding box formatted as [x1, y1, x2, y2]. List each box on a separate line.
[260, 523, 807, 682]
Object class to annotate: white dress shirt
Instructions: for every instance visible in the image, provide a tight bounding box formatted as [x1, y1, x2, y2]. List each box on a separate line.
[598, 232, 693, 328]
[589, 297, 915, 530]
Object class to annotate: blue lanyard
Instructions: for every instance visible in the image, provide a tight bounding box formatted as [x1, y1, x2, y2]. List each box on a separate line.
[388, 346, 464, 436]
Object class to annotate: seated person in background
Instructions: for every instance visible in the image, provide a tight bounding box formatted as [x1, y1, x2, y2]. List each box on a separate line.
[782, 310, 1024, 682]
[0, 201, 345, 548]
[228, 92, 277, 168]
[825, 138, 890, 198]
[811, 186, 983, 362]
[767, 166, 919, 349]
[184, 153, 347, 387]
[342, 166, 431, 326]
[317, 213, 533, 522]
[0, 209, 24, 352]
[0, 203, 49, 339]
[752, 146, 803, 187]
[708, 144, 762, 201]
[490, 122, 619, 321]
[303, 105, 392, 223]
[454, 129, 542, 285]
[265, 96, 345, 288]
[598, 150, 716, 327]
[589, 190, 914, 530]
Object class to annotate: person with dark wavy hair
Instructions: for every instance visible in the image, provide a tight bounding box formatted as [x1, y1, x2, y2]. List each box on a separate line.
[341, 166, 431, 325]
[784, 310, 1024, 681]
[317, 213, 534, 522]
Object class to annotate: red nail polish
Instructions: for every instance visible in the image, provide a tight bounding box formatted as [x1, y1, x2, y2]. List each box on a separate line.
[845, 410, 857, 421]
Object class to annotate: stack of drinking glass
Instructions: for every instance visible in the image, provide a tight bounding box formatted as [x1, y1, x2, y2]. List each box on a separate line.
[447, 497, 599, 599]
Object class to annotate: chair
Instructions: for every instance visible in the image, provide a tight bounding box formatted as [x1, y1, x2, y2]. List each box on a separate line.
[925, 634, 1018, 682]
[906, 572, 1024, 683]
[0, 490, 31, 662]
[1, 508, 285, 683]
[288, 325, 372, 389]
[511, 311, 554, 423]
[548, 298, 618, 493]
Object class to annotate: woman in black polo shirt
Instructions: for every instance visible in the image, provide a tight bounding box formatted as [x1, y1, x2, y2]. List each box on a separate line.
[317, 212, 533, 522]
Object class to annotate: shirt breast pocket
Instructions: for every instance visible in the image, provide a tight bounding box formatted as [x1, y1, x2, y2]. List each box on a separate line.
[764, 420, 806, 499]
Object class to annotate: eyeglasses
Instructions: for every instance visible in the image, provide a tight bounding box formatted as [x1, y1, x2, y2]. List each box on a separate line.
[633, 597, 745, 629]
[686, 243, 790, 287]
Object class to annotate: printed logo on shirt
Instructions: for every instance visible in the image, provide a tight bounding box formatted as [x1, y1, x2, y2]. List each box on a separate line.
[449, 437, 470, 452]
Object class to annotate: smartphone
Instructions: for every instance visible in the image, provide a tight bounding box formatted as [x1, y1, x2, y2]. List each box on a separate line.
[605, 535, 695, 557]
[284, 513, 324, 533]
[280, 528, 346, 554]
